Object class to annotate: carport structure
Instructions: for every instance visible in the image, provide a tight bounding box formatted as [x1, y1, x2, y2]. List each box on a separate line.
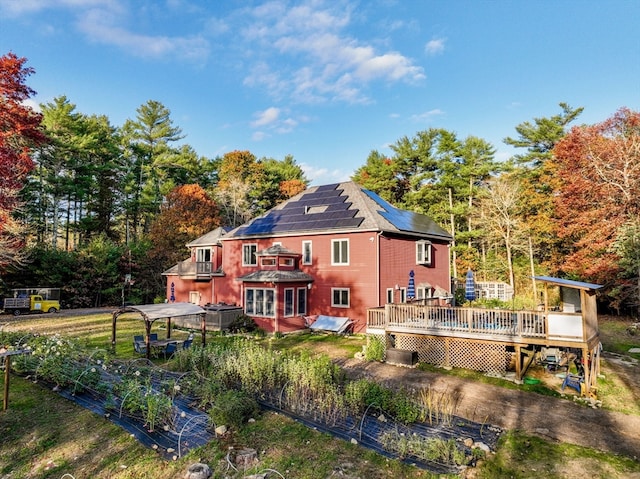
[111, 303, 206, 359]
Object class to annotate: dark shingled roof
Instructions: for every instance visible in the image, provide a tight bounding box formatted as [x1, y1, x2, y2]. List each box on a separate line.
[227, 181, 452, 240]
[237, 270, 314, 283]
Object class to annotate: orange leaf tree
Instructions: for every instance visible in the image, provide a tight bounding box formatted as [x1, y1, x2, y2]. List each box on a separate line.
[148, 184, 220, 269]
[553, 108, 640, 288]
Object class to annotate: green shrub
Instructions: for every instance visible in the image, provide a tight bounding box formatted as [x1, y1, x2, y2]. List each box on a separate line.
[364, 336, 385, 361]
[208, 389, 260, 428]
[391, 391, 421, 424]
[345, 378, 393, 414]
[228, 314, 259, 333]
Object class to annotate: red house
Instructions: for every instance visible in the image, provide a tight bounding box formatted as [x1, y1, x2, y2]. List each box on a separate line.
[163, 182, 453, 333]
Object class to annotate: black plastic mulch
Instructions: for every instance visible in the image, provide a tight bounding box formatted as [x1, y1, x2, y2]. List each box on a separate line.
[53, 386, 213, 460]
[260, 401, 501, 475]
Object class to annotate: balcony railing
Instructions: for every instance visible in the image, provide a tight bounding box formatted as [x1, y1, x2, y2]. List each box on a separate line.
[368, 304, 547, 340]
[177, 261, 214, 276]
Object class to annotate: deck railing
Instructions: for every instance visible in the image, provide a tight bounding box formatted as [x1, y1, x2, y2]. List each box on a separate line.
[368, 304, 546, 339]
[178, 261, 214, 276]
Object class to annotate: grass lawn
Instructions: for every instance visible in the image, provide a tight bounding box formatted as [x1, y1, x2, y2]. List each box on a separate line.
[1, 311, 639, 478]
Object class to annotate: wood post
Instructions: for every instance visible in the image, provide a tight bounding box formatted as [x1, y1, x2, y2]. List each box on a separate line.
[3, 355, 9, 411]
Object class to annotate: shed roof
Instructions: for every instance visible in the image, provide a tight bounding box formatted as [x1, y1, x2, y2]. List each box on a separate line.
[533, 276, 602, 291]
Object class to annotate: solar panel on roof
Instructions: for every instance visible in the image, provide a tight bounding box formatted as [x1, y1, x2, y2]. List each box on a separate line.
[234, 184, 367, 236]
[362, 188, 448, 236]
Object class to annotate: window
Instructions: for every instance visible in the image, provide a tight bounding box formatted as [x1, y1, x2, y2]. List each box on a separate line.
[243, 244, 257, 266]
[399, 287, 407, 303]
[261, 258, 276, 266]
[332, 288, 350, 307]
[416, 240, 432, 266]
[331, 239, 349, 265]
[297, 287, 307, 315]
[386, 288, 393, 304]
[284, 288, 294, 316]
[279, 257, 294, 267]
[416, 286, 432, 300]
[302, 241, 312, 265]
[245, 288, 275, 317]
[196, 248, 211, 262]
[196, 247, 212, 273]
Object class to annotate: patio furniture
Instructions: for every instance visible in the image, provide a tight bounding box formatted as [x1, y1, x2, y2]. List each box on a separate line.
[163, 341, 178, 359]
[133, 340, 147, 355]
[182, 338, 193, 350]
[149, 333, 158, 341]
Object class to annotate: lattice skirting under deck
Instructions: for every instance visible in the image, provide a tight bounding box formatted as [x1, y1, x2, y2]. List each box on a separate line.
[383, 334, 512, 376]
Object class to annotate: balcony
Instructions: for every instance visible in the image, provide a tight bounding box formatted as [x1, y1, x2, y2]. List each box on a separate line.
[177, 261, 220, 279]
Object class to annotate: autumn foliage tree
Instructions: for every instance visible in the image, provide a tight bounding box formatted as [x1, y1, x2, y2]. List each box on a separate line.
[0, 53, 47, 270]
[149, 184, 220, 264]
[553, 108, 640, 291]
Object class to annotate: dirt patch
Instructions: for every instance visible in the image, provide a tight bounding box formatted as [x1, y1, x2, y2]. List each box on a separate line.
[295, 331, 640, 461]
[331, 356, 640, 461]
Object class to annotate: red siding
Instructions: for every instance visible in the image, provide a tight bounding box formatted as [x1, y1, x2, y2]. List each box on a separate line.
[379, 235, 450, 304]
[165, 231, 450, 334]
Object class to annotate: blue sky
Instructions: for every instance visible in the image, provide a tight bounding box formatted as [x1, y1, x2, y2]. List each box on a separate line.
[2, 0, 638, 185]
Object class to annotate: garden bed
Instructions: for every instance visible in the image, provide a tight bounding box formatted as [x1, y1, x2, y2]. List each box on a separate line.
[3, 332, 501, 473]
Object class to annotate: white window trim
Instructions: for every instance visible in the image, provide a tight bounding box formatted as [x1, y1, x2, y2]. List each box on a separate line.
[331, 239, 349, 266]
[284, 288, 294, 317]
[242, 243, 258, 266]
[297, 287, 307, 315]
[386, 288, 394, 304]
[416, 240, 432, 266]
[245, 287, 276, 317]
[331, 287, 350, 308]
[196, 247, 211, 262]
[302, 240, 312, 265]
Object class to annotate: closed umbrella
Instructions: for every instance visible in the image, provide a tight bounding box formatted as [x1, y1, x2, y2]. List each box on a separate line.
[407, 270, 415, 300]
[465, 269, 476, 301]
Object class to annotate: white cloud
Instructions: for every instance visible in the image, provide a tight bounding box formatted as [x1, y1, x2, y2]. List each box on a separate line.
[21, 98, 41, 113]
[425, 37, 446, 56]
[4, 0, 210, 62]
[301, 163, 353, 185]
[252, 131, 269, 141]
[410, 109, 445, 122]
[251, 107, 280, 127]
[239, 1, 424, 104]
[76, 7, 209, 61]
[250, 106, 305, 136]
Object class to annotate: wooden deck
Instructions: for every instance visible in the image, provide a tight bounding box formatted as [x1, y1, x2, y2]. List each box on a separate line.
[367, 304, 590, 347]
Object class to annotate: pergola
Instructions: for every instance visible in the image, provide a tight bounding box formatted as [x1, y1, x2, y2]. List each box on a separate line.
[111, 303, 206, 359]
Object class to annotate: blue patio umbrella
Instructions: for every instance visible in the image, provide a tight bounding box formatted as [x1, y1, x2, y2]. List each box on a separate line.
[465, 269, 476, 301]
[407, 270, 415, 300]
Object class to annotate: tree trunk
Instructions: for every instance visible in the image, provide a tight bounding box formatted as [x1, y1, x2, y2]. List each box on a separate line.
[449, 188, 457, 279]
[529, 236, 537, 300]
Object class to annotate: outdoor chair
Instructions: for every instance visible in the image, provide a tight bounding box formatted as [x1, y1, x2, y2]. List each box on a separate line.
[182, 338, 193, 350]
[133, 340, 147, 355]
[149, 333, 158, 341]
[164, 341, 178, 359]
[134, 335, 144, 343]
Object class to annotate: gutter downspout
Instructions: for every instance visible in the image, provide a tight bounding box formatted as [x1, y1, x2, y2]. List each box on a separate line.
[376, 232, 382, 307]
